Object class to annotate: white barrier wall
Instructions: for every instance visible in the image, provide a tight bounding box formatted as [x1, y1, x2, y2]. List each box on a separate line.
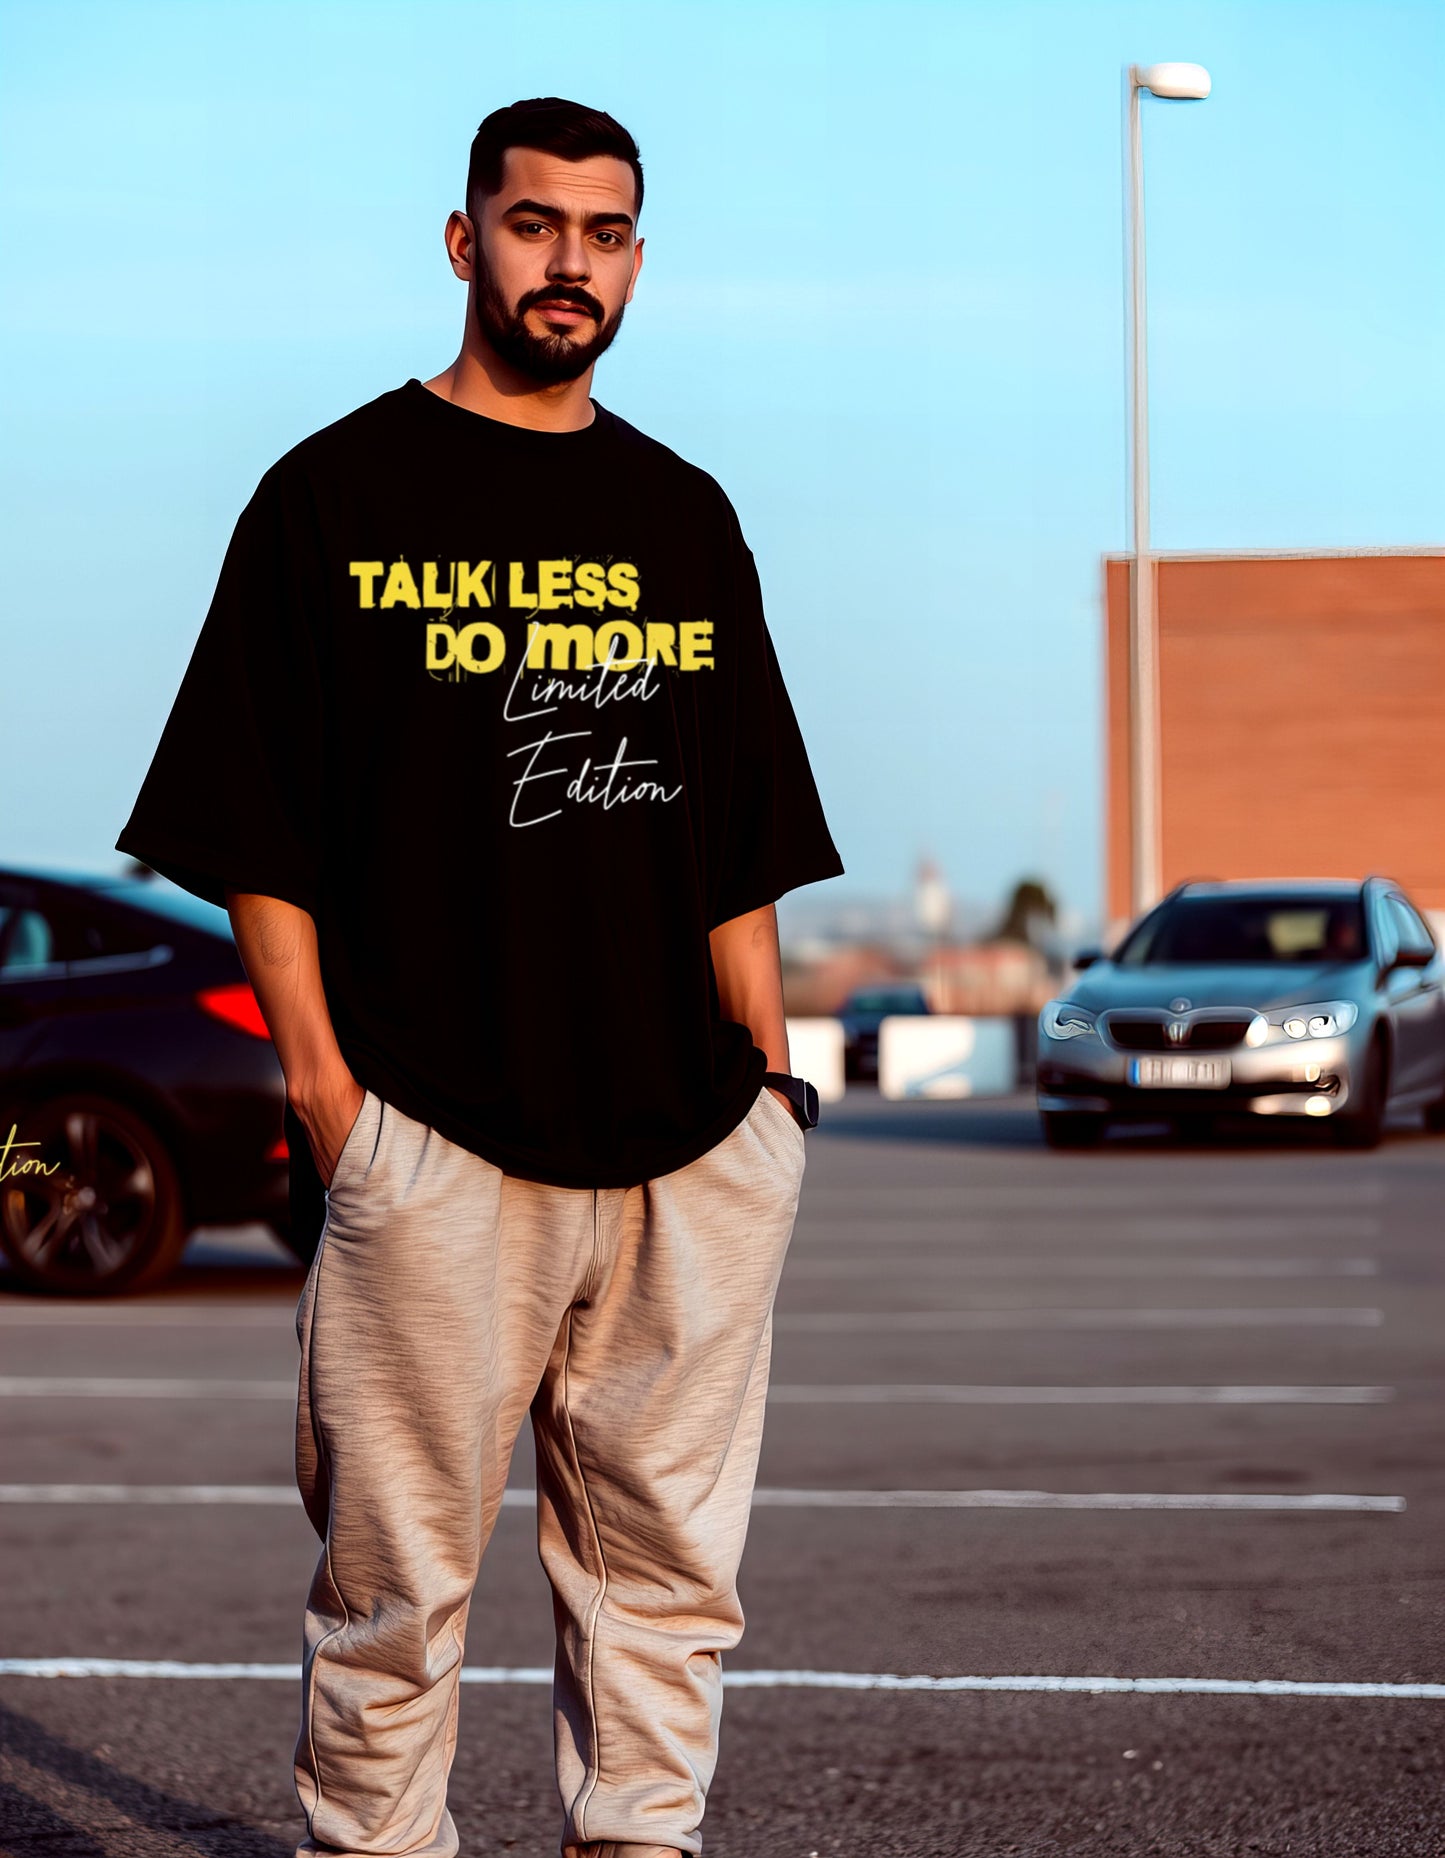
[782, 1016, 847, 1102]
[878, 1015, 1020, 1099]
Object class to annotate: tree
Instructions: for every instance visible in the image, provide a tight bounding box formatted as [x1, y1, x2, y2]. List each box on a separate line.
[993, 877, 1057, 947]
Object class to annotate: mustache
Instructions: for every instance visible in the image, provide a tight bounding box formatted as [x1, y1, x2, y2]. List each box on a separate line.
[522, 286, 603, 322]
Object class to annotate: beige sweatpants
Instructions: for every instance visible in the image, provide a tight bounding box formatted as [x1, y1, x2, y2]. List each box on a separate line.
[291, 1079, 807, 1858]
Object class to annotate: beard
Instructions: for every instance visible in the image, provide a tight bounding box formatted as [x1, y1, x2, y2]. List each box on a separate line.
[472, 246, 627, 385]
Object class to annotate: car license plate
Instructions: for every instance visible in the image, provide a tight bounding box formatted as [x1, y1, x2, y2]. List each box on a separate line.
[1129, 1056, 1231, 1089]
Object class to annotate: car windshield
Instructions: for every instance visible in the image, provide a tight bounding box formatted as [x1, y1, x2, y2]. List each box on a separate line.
[94, 880, 233, 939]
[1115, 895, 1367, 966]
[850, 989, 924, 1013]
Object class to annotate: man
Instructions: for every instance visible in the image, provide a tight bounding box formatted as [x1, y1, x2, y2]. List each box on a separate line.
[115, 97, 843, 1858]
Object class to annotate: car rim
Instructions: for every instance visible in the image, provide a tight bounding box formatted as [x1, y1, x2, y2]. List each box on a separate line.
[2, 1107, 157, 1279]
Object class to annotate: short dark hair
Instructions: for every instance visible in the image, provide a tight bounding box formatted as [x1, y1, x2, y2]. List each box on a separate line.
[467, 98, 644, 222]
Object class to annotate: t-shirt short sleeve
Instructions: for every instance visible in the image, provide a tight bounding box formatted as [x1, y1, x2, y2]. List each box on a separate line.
[706, 492, 845, 931]
[114, 460, 326, 915]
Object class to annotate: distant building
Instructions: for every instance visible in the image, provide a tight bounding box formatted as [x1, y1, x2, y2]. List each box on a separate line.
[1103, 548, 1445, 940]
[922, 940, 1053, 1017]
[913, 855, 952, 941]
[781, 943, 910, 1018]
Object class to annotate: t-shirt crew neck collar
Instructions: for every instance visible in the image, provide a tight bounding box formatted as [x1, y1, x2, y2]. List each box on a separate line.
[400, 375, 609, 447]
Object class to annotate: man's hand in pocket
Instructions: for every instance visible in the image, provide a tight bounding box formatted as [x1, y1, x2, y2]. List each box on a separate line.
[290, 1073, 367, 1189]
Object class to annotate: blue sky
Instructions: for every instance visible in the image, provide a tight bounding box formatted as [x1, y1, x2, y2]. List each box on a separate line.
[2, 0, 1441, 930]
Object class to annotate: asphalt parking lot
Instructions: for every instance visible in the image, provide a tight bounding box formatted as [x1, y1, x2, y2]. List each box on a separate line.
[2, 1088, 1442, 1857]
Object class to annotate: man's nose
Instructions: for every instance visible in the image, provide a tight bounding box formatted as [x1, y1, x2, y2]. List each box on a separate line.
[546, 231, 591, 282]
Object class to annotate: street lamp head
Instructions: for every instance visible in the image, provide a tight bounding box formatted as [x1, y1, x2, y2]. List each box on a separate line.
[1133, 62, 1212, 100]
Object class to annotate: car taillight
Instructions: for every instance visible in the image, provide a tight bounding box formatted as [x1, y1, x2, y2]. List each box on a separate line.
[196, 982, 271, 1039]
[266, 1135, 289, 1160]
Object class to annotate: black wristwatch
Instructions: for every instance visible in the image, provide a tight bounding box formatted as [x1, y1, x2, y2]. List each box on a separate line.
[761, 1070, 820, 1130]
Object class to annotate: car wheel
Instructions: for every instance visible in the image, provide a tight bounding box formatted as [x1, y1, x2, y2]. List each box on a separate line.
[1331, 1037, 1387, 1151]
[1424, 1092, 1445, 1135]
[1041, 1110, 1107, 1149]
[1171, 1112, 1217, 1144]
[0, 1093, 188, 1296]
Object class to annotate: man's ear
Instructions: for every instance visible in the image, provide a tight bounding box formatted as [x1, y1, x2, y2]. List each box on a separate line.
[444, 209, 475, 283]
[624, 235, 644, 305]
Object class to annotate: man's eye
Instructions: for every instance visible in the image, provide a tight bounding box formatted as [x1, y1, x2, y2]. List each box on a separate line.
[595, 231, 621, 246]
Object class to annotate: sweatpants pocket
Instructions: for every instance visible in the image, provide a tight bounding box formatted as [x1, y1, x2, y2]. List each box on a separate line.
[325, 1086, 380, 1200]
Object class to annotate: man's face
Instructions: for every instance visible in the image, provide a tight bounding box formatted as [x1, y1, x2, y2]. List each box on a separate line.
[468, 146, 643, 385]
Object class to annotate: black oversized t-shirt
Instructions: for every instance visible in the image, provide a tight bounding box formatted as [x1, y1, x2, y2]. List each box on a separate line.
[115, 378, 844, 1192]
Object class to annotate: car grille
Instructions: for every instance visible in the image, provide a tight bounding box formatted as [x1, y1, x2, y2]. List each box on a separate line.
[1104, 1014, 1255, 1052]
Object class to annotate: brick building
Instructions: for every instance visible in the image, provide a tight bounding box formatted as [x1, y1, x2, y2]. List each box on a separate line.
[1103, 548, 1445, 940]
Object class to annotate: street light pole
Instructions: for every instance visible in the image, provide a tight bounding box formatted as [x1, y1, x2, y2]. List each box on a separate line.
[1124, 61, 1210, 917]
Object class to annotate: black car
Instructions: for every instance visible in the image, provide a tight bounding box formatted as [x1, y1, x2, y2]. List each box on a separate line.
[836, 981, 931, 1081]
[0, 864, 301, 1294]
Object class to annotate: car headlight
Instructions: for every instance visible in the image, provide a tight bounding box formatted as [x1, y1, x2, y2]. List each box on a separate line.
[1040, 1000, 1099, 1041]
[1264, 1000, 1359, 1040]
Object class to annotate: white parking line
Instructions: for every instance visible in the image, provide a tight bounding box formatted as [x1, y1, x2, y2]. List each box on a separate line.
[0, 1377, 295, 1398]
[799, 1185, 1387, 1209]
[0, 1484, 302, 1503]
[0, 1484, 1405, 1513]
[775, 1308, 1384, 1332]
[0, 1306, 287, 1325]
[766, 1384, 1395, 1405]
[748, 1489, 1405, 1512]
[0, 1346, 1391, 1401]
[784, 1258, 1381, 1279]
[792, 1217, 1384, 1243]
[0, 1251, 1384, 1321]
[1, 1659, 1435, 1698]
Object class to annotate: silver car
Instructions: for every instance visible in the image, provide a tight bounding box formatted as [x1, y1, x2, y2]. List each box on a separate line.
[1036, 877, 1445, 1149]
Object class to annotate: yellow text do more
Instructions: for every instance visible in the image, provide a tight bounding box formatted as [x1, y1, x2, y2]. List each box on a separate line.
[426, 618, 714, 675]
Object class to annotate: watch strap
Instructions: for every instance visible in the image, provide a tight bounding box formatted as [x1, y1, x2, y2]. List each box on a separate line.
[761, 1070, 820, 1130]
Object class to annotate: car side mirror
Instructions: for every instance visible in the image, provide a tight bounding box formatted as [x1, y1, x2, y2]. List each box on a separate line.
[1071, 947, 1103, 971]
[1391, 944, 1434, 971]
